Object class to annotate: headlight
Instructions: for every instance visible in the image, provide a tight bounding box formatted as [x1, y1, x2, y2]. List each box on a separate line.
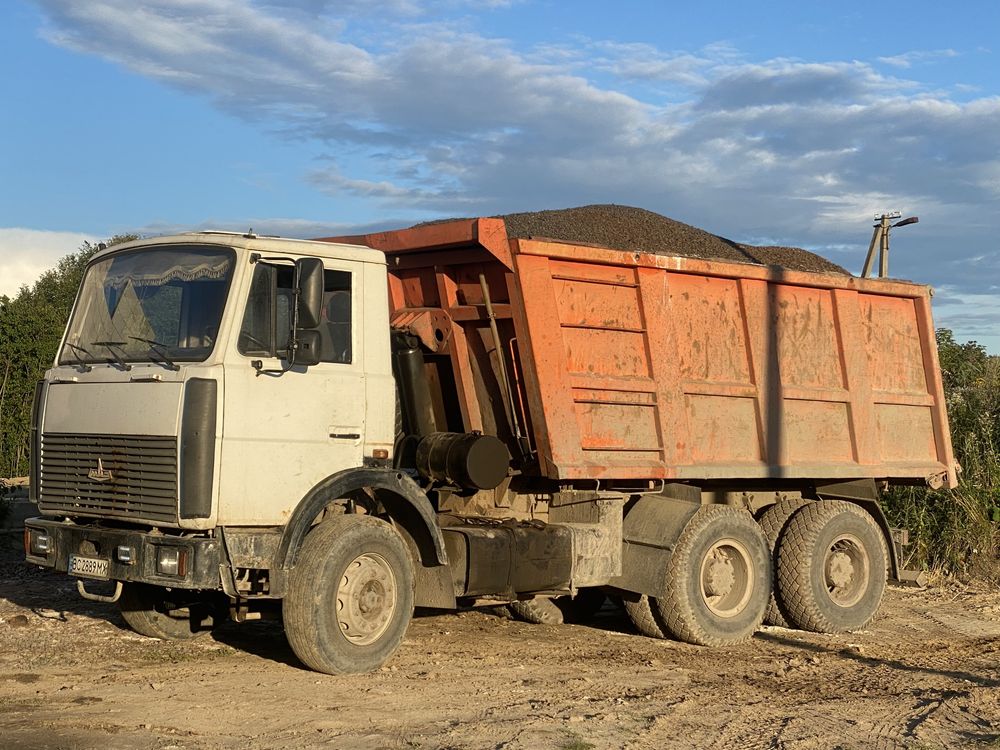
[156, 547, 188, 577]
[25, 529, 51, 556]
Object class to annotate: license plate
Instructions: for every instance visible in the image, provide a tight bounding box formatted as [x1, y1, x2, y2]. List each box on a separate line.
[68, 555, 111, 580]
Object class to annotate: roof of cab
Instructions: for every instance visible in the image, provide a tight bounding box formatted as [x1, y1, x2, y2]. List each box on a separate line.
[90, 231, 386, 266]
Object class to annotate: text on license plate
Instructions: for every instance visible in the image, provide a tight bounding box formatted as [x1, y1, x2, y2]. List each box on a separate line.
[68, 555, 110, 579]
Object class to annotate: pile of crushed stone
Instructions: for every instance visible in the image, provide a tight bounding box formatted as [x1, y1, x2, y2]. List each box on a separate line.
[419, 204, 849, 275]
[501, 205, 849, 274]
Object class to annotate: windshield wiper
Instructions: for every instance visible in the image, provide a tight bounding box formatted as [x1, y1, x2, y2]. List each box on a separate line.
[65, 342, 92, 358]
[128, 336, 180, 371]
[91, 340, 132, 371]
[63, 343, 94, 372]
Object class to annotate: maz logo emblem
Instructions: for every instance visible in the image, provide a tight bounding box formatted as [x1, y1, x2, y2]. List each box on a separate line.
[87, 458, 114, 483]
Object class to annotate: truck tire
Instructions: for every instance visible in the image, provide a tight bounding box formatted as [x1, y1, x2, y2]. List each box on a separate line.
[283, 514, 414, 675]
[758, 498, 808, 627]
[118, 582, 214, 640]
[777, 500, 887, 633]
[509, 589, 608, 625]
[509, 598, 564, 625]
[623, 595, 667, 639]
[653, 505, 770, 647]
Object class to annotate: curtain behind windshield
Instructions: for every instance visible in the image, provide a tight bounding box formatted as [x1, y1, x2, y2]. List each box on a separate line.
[60, 246, 234, 365]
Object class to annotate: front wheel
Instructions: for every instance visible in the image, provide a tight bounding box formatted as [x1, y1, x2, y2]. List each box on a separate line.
[283, 515, 414, 675]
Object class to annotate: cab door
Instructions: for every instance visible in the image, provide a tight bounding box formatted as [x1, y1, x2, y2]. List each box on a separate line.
[219, 258, 365, 525]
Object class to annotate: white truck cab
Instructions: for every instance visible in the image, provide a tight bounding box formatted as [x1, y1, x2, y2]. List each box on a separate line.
[33, 232, 396, 529]
[24, 233, 456, 673]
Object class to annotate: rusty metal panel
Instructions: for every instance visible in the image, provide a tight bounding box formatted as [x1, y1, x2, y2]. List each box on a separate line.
[784, 400, 854, 464]
[859, 294, 928, 394]
[685, 395, 761, 464]
[670, 275, 752, 385]
[773, 285, 845, 390]
[509, 237, 957, 487]
[576, 400, 660, 451]
[548, 259, 665, 471]
[553, 277, 643, 330]
[875, 404, 938, 463]
[565, 329, 650, 378]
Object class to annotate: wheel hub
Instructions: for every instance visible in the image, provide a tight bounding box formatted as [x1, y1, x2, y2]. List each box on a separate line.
[824, 534, 870, 608]
[704, 550, 736, 598]
[826, 550, 854, 589]
[699, 538, 754, 618]
[336, 553, 397, 645]
[358, 580, 385, 615]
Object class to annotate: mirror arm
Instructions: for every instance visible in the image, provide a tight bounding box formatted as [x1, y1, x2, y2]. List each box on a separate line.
[252, 359, 295, 377]
[246, 253, 303, 374]
[246, 253, 322, 375]
[289, 262, 302, 368]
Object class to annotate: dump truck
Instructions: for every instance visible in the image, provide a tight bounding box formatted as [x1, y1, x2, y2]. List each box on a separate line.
[24, 214, 957, 674]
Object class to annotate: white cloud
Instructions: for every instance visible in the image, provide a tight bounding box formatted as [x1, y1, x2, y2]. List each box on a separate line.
[24, 1, 1000, 347]
[587, 42, 718, 87]
[876, 49, 959, 69]
[0, 228, 98, 298]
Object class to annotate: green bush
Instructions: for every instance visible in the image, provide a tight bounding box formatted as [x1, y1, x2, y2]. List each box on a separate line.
[881, 331, 1000, 582]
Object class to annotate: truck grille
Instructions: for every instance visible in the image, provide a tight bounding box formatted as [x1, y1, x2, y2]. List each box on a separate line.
[38, 433, 179, 523]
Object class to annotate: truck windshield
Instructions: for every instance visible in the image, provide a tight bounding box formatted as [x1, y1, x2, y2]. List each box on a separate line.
[59, 245, 235, 366]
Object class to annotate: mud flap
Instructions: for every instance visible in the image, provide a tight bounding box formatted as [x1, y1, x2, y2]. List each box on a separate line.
[607, 491, 701, 598]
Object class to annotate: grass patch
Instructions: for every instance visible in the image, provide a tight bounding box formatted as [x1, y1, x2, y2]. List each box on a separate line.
[560, 732, 596, 750]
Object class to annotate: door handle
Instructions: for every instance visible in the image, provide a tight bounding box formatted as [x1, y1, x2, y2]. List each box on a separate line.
[329, 432, 361, 440]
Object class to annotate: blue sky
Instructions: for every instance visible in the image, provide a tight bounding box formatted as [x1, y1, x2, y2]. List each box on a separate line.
[2, 0, 998, 352]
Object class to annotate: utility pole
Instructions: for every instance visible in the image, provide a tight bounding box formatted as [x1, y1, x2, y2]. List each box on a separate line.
[861, 211, 919, 278]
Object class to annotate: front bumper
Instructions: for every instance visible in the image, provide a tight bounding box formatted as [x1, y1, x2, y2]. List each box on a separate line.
[24, 517, 222, 590]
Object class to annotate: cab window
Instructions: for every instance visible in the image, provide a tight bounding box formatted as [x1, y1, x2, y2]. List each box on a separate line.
[238, 263, 352, 364]
[319, 269, 352, 364]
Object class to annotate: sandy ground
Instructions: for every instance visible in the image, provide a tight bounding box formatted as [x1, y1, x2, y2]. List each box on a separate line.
[2, 549, 1000, 750]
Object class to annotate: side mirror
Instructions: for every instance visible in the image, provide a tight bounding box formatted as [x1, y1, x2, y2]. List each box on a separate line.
[295, 258, 324, 329]
[294, 329, 323, 367]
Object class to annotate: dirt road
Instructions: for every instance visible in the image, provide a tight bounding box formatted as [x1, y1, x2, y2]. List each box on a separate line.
[2, 551, 999, 750]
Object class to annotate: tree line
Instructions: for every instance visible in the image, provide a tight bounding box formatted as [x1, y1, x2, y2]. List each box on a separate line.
[0, 238, 996, 579]
[0, 236, 136, 478]
[882, 330, 1000, 581]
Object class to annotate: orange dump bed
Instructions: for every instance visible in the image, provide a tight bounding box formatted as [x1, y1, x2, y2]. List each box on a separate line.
[324, 218, 957, 489]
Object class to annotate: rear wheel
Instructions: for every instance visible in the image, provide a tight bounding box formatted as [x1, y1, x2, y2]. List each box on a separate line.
[623, 595, 667, 639]
[118, 583, 217, 640]
[758, 498, 808, 627]
[654, 505, 770, 646]
[283, 515, 414, 674]
[777, 500, 887, 633]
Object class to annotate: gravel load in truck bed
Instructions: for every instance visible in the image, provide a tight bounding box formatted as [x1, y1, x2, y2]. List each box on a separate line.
[498, 204, 850, 274]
